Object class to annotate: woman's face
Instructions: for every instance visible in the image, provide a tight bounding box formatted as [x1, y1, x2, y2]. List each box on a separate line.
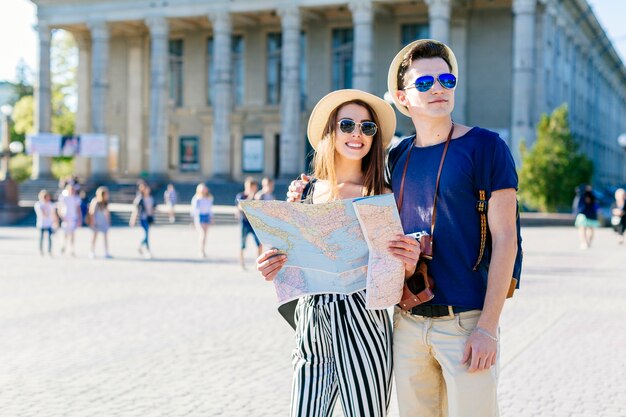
[333, 103, 375, 163]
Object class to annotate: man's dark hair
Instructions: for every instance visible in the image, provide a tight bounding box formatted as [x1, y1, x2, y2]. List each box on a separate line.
[396, 41, 453, 90]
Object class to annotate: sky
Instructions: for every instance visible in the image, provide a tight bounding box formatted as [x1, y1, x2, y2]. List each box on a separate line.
[0, 0, 625, 83]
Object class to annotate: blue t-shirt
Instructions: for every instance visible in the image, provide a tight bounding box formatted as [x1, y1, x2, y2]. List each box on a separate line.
[388, 127, 518, 309]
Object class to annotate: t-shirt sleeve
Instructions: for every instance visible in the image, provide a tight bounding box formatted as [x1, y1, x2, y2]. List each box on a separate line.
[490, 136, 518, 192]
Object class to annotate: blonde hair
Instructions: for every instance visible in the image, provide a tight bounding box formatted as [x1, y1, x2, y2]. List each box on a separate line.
[38, 189, 50, 201]
[92, 186, 109, 210]
[196, 183, 213, 199]
[312, 100, 386, 199]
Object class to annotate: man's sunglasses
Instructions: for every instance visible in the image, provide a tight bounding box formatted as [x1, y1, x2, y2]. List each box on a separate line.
[337, 119, 378, 137]
[404, 73, 457, 92]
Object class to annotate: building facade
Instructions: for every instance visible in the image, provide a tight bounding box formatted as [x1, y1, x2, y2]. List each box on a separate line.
[31, 0, 626, 185]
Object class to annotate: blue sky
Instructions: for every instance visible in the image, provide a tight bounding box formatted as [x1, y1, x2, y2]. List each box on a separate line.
[1, 0, 625, 83]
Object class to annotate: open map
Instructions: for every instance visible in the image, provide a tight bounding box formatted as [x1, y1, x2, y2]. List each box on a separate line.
[240, 194, 405, 309]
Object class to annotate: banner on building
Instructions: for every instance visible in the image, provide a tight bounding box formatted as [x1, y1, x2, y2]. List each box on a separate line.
[242, 135, 264, 173]
[26, 133, 108, 157]
[179, 136, 200, 172]
[26, 133, 62, 156]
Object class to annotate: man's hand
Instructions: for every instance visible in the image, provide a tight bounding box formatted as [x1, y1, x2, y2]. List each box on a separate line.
[256, 249, 287, 281]
[286, 174, 311, 202]
[461, 327, 498, 372]
[388, 234, 421, 278]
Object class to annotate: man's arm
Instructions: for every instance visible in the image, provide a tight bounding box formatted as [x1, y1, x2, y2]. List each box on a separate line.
[462, 188, 517, 372]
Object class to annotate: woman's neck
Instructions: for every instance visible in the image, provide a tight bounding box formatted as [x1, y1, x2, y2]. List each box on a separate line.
[334, 157, 363, 185]
[413, 117, 453, 147]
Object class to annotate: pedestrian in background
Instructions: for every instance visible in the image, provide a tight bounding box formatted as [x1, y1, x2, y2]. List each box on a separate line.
[130, 182, 154, 259]
[611, 188, 626, 245]
[57, 183, 82, 256]
[88, 186, 112, 259]
[235, 177, 261, 269]
[164, 183, 178, 224]
[190, 183, 214, 258]
[34, 189, 57, 256]
[255, 177, 276, 201]
[575, 185, 599, 249]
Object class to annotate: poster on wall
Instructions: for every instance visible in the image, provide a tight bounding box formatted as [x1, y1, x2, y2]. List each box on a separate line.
[242, 136, 264, 173]
[180, 136, 200, 172]
[60, 135, 81, 156]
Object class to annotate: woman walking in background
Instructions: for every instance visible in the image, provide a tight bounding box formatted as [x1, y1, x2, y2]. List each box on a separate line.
[88, 186, 112, 259]
[611, 188, 626, 245]
[34, 190, 57, 256]
[190, 183, 214, 258]
[575, 185, 600, 249]
[57, 183, 82, 256]
[130, 182, 155, 259]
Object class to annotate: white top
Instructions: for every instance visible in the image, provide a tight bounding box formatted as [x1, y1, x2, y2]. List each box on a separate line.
[34, 201, 55, 228]
[190, 196, 214, 216]
[57, 191, 82, 220]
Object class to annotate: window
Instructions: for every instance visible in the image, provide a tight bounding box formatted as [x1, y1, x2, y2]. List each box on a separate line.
[206, 35, 245, 106]
[332, 28, 353, 90]
[401, 23, 429, 46]
[267, 33, 282, 105]
[266, 32, 307, 107]
[169, 39, 184, 107]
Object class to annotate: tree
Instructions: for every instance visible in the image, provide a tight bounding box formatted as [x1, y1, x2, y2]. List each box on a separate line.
[518, 104, 593, 212]
[13, 59, 34, 101]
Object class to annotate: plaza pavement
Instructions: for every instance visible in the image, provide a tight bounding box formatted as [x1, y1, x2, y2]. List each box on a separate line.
[0, 224, 624, 417]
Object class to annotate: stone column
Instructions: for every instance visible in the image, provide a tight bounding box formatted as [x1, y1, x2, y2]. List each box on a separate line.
[278, 6, 301, 176]
[349, 0, 374, 92]
[32, 22, 52, 179]
[146, 16, 170, 179]
[73, 32, 91, 178]
[425, 0, 451, 45]
[208, 11, 233, 178]
[126, 36, 144, 176]
[510, 0, 537, 165]
[88, 20, 110, 177]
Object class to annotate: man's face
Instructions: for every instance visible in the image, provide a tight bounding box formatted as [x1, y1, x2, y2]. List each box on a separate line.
[396, 57, 455, 119]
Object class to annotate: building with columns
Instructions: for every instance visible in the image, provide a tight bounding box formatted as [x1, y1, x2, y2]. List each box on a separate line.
[31, 0, 626, 186]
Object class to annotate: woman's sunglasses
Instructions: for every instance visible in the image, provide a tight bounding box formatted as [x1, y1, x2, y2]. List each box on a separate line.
[337, 119, 378, 137]
[404, 73, 457, 92]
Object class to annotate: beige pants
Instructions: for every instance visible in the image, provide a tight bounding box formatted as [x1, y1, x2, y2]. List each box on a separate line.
[393, 307, 499, 417]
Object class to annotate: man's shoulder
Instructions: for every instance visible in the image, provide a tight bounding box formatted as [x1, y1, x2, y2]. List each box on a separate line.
[388, 135, 415, 167]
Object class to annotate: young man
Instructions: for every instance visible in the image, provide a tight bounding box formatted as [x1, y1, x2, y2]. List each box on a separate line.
[386, 39, 518, 417]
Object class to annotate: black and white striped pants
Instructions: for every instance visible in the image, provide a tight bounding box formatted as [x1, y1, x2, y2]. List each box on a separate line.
[290, 290, 393, 417]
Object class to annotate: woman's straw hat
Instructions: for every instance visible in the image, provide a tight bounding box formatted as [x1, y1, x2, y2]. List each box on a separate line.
[307, 89, 397, 150]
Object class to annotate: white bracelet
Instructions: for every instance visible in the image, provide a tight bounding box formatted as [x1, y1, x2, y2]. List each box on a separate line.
[474, 326, 499, 342]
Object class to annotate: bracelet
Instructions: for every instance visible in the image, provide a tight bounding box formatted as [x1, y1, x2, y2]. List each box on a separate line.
[474, 326, 499, 342]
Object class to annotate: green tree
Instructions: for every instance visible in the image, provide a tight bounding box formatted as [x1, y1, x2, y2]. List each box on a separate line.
[518, 104, 593, 212]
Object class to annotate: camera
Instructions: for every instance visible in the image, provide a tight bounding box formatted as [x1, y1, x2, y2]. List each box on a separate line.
[407, 231, 433, 260]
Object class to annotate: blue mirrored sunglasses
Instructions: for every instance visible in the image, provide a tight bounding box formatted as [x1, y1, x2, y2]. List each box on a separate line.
[405, 73, 457, 92]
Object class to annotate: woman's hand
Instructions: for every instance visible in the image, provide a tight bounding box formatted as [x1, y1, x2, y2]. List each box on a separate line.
[389, 234, 421, 278]
[286, 174, 311, 202]
[256, 249, 288, 281]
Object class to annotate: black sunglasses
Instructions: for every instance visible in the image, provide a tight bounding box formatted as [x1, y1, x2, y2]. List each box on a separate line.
[337, 119, 378, 137]
[404, 73, 457, 92]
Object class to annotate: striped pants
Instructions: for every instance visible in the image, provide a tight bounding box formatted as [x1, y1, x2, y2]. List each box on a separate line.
[290, 291, 393, 417]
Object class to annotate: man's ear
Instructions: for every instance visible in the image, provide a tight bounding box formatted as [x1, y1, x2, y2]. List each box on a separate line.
[396, 89, 409, 107]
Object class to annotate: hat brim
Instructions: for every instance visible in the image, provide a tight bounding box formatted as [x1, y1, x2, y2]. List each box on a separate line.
[307, 89, 397, 151]
[387, 39, 459, 117]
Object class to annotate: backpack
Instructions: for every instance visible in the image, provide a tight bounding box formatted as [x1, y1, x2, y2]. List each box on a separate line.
[472, 134, 523, 298]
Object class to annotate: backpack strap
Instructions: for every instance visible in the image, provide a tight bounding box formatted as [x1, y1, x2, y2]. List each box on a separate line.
[472, 134, 494, 271]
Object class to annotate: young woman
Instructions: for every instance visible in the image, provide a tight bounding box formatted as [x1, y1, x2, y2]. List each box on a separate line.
[575, 185, 600, 249]
[256, 89, 420, 417]
[34, 189, 57, 256]
[57, 183, 82, 256]
[129, 182, 155, 259]
[190, 183, 214, 258]
[88, 186, 112, 258]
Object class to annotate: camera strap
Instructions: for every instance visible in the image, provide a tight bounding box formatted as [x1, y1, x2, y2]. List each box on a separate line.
[397, 122, 454, 240]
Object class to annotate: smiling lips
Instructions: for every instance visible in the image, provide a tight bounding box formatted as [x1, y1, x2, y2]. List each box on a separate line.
[430, 99, 448, 104]
[346, 142, 364, 149]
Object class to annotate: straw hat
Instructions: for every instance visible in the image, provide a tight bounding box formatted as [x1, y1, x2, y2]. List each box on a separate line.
[307, 89, 397, 150]
[387, 39, 459, 117]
